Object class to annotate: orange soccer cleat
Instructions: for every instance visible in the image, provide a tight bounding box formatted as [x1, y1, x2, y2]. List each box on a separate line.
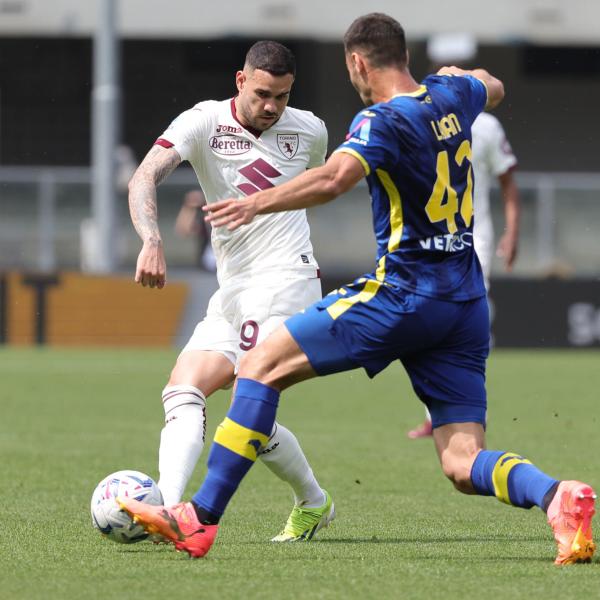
[547, 480, 596, 565]
[117, 497, 218, 558]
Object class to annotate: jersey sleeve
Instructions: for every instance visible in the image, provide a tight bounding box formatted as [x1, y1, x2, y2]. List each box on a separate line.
[486, 116, 518, 176]
[307, 118, 328, 168]
[333, 108, 399, 175]
[155, 106, 209, 163]
[446, 75, 488, 125]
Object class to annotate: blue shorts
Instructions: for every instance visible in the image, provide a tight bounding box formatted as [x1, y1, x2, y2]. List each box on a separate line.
[285, 276, 490, 428]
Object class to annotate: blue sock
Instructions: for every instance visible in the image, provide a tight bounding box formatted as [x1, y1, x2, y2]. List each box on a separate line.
[192, 378, 279, 521]
[470, 450, 558, 509]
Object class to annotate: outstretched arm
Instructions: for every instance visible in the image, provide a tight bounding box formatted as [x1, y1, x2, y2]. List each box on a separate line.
[128, 145, 182, 288]
[496, 167, 520, 271]
[204, 151, 365, 230]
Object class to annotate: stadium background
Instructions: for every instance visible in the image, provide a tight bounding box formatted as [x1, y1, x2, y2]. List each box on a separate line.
[2, 3, 600, 599]
[0, 0, 599, 347]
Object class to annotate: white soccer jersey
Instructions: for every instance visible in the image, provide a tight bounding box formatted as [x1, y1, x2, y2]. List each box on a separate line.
[471, 112, 517, 280]
[157, 99, 328, 283]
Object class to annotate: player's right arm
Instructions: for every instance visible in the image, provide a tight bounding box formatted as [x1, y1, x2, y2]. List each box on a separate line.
[204, 151, 364, 230]
[128, 145, 182, 288]
[496, 167, 520, 271]
[437, 66, 504, 110]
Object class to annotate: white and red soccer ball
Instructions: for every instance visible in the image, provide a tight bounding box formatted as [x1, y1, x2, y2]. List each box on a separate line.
[90, 470, 163, 543]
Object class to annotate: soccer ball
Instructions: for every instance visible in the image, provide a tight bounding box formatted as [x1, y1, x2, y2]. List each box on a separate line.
[90, 470, 163, 544]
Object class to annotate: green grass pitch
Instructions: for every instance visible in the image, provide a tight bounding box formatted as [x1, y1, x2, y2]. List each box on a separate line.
[1, 347, 599, 599]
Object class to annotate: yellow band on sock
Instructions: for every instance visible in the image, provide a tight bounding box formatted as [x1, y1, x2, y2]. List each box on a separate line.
[492, 452, 532, 505]
[214, 417, 269, 461]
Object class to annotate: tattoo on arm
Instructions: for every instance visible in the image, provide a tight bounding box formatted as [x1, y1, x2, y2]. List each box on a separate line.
[128, 146, 181, 244]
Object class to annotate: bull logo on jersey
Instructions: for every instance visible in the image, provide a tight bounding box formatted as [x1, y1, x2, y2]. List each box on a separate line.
[276, 134, 299, 159]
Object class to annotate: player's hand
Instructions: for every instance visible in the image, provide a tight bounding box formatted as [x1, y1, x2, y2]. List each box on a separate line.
[135, 240, 167, 289]
[436, 65, 469, 77]
[203, 197, 257, 231]
[496, 232, 518, 272]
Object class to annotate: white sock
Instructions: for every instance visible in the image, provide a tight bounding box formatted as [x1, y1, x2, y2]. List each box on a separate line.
[259, 422, 325, 508]
[157, 385, 206, 506]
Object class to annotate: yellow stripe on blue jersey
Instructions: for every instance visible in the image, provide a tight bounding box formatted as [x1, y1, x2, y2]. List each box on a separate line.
[473, 77, 489, 105]
[333, 147, 371, 175]
[492, 452, 532, 505]
[326, 278, 383, 320]
[213, 417, 269, 461]
[391, 85, 427, 98]
[326, 170, 403, 321]
[376, 169, 404, 254]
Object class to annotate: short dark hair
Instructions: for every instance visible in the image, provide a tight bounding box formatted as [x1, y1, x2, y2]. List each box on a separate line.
[244, 41, 296, 77]
[343, 13, 407, 68]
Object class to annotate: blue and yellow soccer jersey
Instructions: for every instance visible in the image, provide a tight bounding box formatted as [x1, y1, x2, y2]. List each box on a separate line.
[335, 74, 488, 301]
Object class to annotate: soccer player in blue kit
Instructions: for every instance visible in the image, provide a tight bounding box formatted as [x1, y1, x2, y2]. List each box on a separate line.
[120, 13, 596, 564]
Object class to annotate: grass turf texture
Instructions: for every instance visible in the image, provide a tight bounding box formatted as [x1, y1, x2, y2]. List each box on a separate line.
[1, 348, 599, 599]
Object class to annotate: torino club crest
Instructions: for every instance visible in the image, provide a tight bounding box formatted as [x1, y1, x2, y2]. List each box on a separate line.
[276, 134, 299, 159]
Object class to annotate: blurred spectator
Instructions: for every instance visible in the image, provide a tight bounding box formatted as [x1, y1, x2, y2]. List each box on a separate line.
[175, 190, 216, 273]
[116, 144, 138, 192]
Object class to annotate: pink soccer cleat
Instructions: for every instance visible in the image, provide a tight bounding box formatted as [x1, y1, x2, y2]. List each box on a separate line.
[547, 480, 596, 565]
[117, 497, 218, 558]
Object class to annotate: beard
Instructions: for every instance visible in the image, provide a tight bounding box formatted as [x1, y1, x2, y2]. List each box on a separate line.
[239, 103, 280, 131]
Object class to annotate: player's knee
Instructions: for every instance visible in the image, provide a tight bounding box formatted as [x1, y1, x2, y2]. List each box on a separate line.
[238, 343, 287, 388]
[167, 363, 193, 389]
[238, 345, 270, 381]
[166, 365, 180, 387]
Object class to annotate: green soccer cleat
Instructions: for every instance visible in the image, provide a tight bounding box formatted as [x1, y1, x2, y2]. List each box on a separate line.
[271, 490, 335, 542]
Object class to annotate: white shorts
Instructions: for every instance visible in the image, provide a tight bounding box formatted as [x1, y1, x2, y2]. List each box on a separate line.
[181, 271, 322, 368]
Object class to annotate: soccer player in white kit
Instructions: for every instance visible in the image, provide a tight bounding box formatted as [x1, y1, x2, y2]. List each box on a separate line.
[407, 110, 520, 438]
[127, 41, 334, 541]
[470, 112, 519, 289]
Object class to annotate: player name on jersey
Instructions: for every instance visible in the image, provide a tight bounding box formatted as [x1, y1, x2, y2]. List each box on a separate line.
[430, 112, 462, 141]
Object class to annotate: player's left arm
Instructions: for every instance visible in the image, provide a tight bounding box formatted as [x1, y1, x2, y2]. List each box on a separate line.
[437, 66, 504, 110]
[496, 167, 520, 271]
[204, 151, 364, 230]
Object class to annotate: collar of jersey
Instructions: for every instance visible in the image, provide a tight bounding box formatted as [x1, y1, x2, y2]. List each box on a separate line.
[390, 85, 427, 99]
[230, 97, 263, 139]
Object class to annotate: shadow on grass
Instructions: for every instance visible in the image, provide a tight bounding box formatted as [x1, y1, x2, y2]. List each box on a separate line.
[112, 532, 569, 567]
[116, 532, 549, 551]
[312, 534, 548, 544]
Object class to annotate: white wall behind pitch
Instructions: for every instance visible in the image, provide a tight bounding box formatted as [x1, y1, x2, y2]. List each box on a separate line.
[0, 0, 598, 44]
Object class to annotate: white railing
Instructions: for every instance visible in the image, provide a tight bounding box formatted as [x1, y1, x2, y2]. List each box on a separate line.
[1, 165, 599, 276]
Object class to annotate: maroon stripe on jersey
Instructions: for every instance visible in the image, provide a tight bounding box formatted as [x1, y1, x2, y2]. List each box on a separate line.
[316, 268, 321, 279]
[155, 138, 174, 148]
[230, 97, 263, 139]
